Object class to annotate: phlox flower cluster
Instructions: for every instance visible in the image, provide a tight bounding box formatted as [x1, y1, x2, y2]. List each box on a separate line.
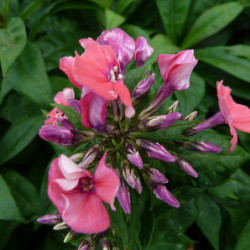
[38, 28, 250, 249]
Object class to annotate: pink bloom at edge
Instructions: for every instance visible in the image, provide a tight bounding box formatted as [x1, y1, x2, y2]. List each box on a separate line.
[48, 152, 120, 234]
[217, 80, 250, 152]
[60, 39, 135, 121]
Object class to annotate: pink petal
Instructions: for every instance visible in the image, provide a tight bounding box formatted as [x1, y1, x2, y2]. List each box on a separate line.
[58, 155, 91, 180]
[229, 124, 238, 152]
[94, 152, 120, 211]
[54, 88, 75, 106]
[60, 57, 82, 88]
[157, 54, 177, 80]
[112, 80, 133, 107]
[74, 39, 119, 100]
[62, 193, 110, 234]
[54, 178, 79, 191]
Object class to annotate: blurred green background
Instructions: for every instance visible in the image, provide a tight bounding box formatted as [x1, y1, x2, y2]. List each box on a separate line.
[1, 0, 250, 249]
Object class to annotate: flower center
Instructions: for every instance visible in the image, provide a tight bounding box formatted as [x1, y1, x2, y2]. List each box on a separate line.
[79, 177, 94, 193]
[109, 66, 123, 83]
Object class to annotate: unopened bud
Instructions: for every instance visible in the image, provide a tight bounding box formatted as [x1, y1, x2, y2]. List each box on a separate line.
[63, 231, 76, 243]
[148, 168, 168, 184]
[68, 99, 82, 114]
[166, 100, 178, 114]
[69, 152, 84, 162]
[132, 74, 155, 105]
[72, 130, 96, 144]
[37, 213, 61, 224]
[117, 181, 131, 214]
[150, 184, 180, 207]
[77, 240, 89, 250]
[125, 143, 143, 169]
[111, 99, 123, 122]
[122, 160, 142, 193]
[175, 157, 198, 178]
[81, 144, 100, 168]
[53, 221, 68, 230]
[183, 111, 198, 121]
[101, 237, 111, 250]
[137, 139, 175, 163]
[182, 141, 222, 153]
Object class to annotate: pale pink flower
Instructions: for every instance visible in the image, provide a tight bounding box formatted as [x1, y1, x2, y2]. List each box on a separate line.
[48, 152, 120, 234]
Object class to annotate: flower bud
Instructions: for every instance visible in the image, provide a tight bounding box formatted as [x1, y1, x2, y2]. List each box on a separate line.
[122, 160, 142, 193]
[138, 112, 182, 131]
[148, 168, 169, 184]
[81, 144, 100, 168]
[132, 74, 155, 105]
[101, 237, 111, 250]
[37, 214, 61, 224]
[125, 143, 143, 169]
[117, 181, 131, 214]
[182, 141, 222, 153]
[134, 36, 153, 67]
[53, 221, 68, 230]
[59, 117, 76, 130]
[166, 100, 178, 114]
[69, 152, 84, 162]
[137, 139, 175, 162]
[39, 125, 73, 146]
[183, 111, 198, 121]
[77, 240, 89, 250]
[68, 99, 82, 114]
[63, 231, 76, 243]
[175, 157, 198, 178]
[149, 184, 180, 207]
[111, 99, 123, 122]
[185, 111, 225, 136]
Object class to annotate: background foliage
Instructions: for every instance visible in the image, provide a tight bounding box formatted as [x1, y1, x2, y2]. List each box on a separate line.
[0, 0, 250, 249]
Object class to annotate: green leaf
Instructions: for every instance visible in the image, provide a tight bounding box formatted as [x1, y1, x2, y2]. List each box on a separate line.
[150, 34, 179, 61]
[117, 0, 135, 13]
[122, 24, 150, 41]
[209, 169, 250, 203]
[0, 17, 27, 76]
[0, 77, 13, 104]
[0, 175, 24, 221]
[5, 42, 52, 105]
[181, 2, 243, 49]
[196, 193, 221, 250]
[235, 218, 250, 250]
[53, 104, 84, 130]
[105, 9, 125, 30]
[2, 170, 39, 218]
[0, 115, 43, 166]
[195, 46, 250, 83]
[0, 221, 19, 249]
[175, 73, 205, 116]
[156, 0, 192, 43]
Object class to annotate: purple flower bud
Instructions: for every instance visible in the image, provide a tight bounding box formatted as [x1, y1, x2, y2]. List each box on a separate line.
[175, 157, 198, 178]
[97, 28, 135, 74]
[111, 99, 123, 122]
[125, 143, 143, 169]
[138, 112, 182, 131]
[37, 214, 61, 224]
[148, 168, 169, 184]
[122, 161, 142, 193]
[137, 139, 175, 162]
[182, 141, 222, 153]
[68, 99, 82, 114]
[183, 111, 198, 121]
[81, 144, 100, 168]
[166, 100, 178, 114]
[78, 240, 89, 250]
[185, 111, 225, 136]
[150, 184, 180, 207]
[39, 125, 73, 146]
[117, 182, 131, 214]
[134, 36, 153, 67]
[101, 238, 110, 250]
[132, 74, 155, 105]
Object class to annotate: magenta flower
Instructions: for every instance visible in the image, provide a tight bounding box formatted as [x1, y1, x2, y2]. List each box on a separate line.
[217, 80, 250, 152]
[48, 152, 120, 234]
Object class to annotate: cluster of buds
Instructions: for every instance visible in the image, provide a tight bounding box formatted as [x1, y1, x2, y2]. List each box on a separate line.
[37, 28, 250, 247]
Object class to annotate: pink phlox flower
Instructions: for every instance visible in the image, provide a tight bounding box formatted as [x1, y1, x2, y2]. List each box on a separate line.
[217, 80, 250, 152]
[45, 88, 74, 126]
[48, 152, 120, 234]
[60, 39, 135, 120]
